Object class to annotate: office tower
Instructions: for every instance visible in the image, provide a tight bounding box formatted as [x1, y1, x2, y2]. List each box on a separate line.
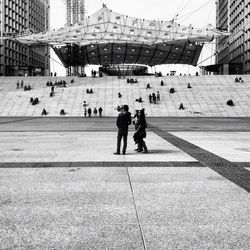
[216, 0, 250, 74]
[0, 0, 50, 76]
[65, 0, 85, 76]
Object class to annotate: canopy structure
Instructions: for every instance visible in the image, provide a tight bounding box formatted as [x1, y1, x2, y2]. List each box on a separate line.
[13, 5, 228, 67]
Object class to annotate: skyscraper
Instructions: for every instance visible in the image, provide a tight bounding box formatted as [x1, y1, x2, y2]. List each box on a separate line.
[65, 0, 85, 76]
[0, 0, 50, 76]
[216, 0, 250, 74]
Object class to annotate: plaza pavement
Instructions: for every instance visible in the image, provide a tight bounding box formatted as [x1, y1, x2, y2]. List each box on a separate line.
[0, 117, 249, 249]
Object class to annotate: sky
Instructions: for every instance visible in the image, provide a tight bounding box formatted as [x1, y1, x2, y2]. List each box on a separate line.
[50, 0, 216, 76]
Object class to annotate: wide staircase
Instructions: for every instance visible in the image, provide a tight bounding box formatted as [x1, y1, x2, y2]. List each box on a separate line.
[0, 75, 249, 117]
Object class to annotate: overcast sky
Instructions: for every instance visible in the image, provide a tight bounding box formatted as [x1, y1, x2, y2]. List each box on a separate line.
[50, 0, 216, 76]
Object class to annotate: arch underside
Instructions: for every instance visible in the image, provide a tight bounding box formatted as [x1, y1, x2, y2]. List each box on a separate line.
[53, 42, 203, 68]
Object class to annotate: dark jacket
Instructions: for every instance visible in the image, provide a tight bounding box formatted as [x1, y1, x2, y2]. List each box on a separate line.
[133, 116, 147, 142]
[116, 111, 131, 132]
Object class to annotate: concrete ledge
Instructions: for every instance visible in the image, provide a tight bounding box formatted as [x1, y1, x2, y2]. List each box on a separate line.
[0, 161, 204, 168]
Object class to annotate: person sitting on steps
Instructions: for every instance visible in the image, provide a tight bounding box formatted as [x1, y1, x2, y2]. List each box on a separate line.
[179, 103, 184, 110]
[60, 109, 66, 115]
[41, 108, 47, 115]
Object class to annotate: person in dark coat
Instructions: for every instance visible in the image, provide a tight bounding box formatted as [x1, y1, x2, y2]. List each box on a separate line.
[149, 93, 152, 103]
[133, 108, 148, 153]
[133, 110, 142, 152]
[98, 107, 103, 117]
[87, 108, 92, 117]
[114, 105, 131, 155]
[152, 93, 157, 104]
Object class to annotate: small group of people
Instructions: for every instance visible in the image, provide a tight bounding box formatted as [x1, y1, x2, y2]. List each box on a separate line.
[46, 80, 67, 88]
[127, 78, 138, 84]
[135, 97, 143, 103]
[16, 80, 24, 89]
[56, 80, 67, 88]
[79, 73, 87, 77]
[235, 77, 244, 83]
[169, 87, 175, 94]
[91, 69, 97, 77]
[83, 107, 103, 117]
[46, 81, 54, 87]
[86, 88, 93, 94]
[155, 71, 162, 77]
[149, 91, 160, 104]
[30, 97, 39, 105]
[50, 72, 57, 77]
[114, 105, 148, 155]
[24, 85, 32, 91]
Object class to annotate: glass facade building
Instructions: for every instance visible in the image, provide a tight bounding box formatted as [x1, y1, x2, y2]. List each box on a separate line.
[0, 0, 50, 76]
[216, 0, 250, 74]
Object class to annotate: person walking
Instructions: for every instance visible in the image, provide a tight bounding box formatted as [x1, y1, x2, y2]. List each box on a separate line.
[133, 108, 148, 153]
[84, 107, 87, 117]
[113, 105, 131, 155]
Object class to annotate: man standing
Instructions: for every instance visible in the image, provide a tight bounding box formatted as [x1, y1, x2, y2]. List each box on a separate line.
[114, 105, 131, 155]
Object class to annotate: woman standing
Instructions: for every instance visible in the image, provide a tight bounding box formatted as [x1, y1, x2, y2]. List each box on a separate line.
[134, 108, 148, 153]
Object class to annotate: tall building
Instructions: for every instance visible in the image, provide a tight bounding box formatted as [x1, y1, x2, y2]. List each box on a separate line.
[65, 0, 85, 76]
[216, 0, 250, 74]
[0, 0, 50, 76]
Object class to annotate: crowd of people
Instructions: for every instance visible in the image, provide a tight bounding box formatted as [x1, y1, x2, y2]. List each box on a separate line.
[14, 74, 242, 119]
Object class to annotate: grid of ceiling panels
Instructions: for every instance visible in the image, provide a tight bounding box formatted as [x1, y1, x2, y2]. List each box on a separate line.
[53, 42, 203, 67]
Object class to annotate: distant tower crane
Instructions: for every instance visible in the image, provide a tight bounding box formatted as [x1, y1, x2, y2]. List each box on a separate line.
[64, 0, 85, 76]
